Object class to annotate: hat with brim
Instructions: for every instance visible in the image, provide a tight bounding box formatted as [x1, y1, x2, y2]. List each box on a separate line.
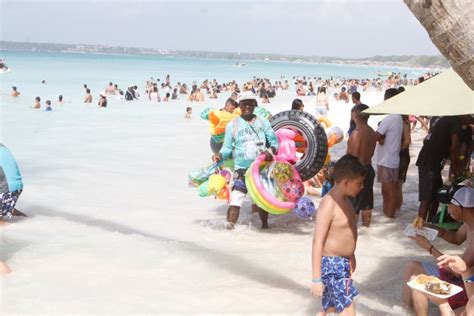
[100, 91, 107, 97]
[451, 187, 474, 208]
[238, 91, 257, 103]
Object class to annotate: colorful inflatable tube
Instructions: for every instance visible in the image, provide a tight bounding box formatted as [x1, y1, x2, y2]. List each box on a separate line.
[245, 168, 290, 214]
[246, 154, 301, 214]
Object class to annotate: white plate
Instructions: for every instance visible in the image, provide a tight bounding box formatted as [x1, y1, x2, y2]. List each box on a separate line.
[404, 224, 439, 241]
[407, 280, 463, 299]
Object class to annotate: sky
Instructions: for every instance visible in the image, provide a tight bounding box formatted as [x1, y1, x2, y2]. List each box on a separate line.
[0, 0, 440, 58]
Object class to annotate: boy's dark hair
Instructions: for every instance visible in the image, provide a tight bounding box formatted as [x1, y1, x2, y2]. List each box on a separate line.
[352, 91, 361, 101]
[333, 154, 367, 184]
[186, 107, 192, 112]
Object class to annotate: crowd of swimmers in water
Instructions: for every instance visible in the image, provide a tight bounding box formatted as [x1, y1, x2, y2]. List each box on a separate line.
[7, 71, 439, 115]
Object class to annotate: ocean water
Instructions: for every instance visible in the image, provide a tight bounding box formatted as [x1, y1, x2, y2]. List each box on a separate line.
[0, 51, 426, 314]
[0, 50, 416, 102]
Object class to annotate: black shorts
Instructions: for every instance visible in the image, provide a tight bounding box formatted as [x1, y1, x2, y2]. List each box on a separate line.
[399, 149, 410, 183]
[351, 165, 375, 214]
[418, 166, 443, 202]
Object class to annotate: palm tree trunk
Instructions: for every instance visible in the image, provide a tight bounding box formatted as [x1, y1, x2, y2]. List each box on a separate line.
[404, 0, 473, 89]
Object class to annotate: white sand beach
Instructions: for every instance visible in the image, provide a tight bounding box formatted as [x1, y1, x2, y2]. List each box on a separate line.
[0, 88, 453, 315]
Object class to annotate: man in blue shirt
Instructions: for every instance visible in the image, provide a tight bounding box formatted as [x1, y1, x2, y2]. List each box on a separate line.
[213, 93, 279, 229]
[0, 144, 26, 224]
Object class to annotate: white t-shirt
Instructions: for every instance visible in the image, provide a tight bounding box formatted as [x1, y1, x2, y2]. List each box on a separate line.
[375, 114, 403, 168]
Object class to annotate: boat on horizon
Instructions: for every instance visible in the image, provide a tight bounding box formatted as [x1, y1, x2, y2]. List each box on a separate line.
[233, 62, 248, 68]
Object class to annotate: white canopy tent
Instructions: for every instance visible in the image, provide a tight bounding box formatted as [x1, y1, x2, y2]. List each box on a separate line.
[364, 69, 473, 116]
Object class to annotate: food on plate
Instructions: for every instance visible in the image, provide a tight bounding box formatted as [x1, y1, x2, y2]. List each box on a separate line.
[413, 274, 439, 286]
[413, 274, 452, 295]
[425, 281, 452, 295]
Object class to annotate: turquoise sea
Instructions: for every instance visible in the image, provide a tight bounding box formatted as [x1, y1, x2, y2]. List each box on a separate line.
[0, 50, 420, 102]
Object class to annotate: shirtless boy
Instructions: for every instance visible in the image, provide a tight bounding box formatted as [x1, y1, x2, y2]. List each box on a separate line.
[347, 104, 377, 227]
[312, 155, 366, 315]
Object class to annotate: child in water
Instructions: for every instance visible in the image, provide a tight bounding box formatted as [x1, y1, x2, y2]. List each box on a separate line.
[33, 96, 41, 109]
[311, 155, 366, 315]
[184, 107, 192, 119]
[45, 100, 52, 111]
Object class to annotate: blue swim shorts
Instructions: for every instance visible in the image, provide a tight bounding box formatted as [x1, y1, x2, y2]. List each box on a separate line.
[321, 256, 359, 313]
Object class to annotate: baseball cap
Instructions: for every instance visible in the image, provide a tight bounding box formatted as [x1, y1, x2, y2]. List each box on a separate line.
[451, 187, 474, 208]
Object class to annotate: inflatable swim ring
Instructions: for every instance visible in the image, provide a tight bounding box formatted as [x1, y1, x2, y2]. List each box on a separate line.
[245, 154, 302, 214]
[246, 169, 290, 214]
[271, 110, 328, 182]
[318, 116, 332, 129]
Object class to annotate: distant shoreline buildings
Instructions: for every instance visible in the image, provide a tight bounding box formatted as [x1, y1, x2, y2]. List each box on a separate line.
[0, 41, 449, 70]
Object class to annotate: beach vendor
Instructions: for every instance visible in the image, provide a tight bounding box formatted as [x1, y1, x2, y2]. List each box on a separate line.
[212, 92, 279, 229]
[402, 186, 474, 314]
[0, 144, 26, 224]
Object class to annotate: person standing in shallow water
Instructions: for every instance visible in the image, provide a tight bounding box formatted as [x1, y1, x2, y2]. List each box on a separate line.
[0, 143, 27, 224]
[98, 93, 107, 108]
[84, 88, 92, 103]
[212, 93, 279, 229]
[11, 86, 20, 97]
[33, 97, 41, 109]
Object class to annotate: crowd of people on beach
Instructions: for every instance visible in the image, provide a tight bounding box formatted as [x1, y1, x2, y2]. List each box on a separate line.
[201, 72, 472, 315]
[4, 69, 473, 315]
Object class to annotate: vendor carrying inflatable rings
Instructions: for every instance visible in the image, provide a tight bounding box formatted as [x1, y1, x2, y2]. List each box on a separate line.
[212, 91, 279, 230]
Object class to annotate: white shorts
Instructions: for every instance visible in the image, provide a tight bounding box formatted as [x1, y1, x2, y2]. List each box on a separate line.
[229, 190, 247, 208]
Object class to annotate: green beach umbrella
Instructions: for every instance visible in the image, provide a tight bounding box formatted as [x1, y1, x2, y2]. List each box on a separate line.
[364, 69, 474, 116]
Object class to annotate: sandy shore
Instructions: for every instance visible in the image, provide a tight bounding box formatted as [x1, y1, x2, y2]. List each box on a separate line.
[0, 88, 453, 314]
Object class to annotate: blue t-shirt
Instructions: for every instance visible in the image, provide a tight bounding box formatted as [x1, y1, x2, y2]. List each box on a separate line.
[220, 116, 279, 170]
[0, 144, 23, 193]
